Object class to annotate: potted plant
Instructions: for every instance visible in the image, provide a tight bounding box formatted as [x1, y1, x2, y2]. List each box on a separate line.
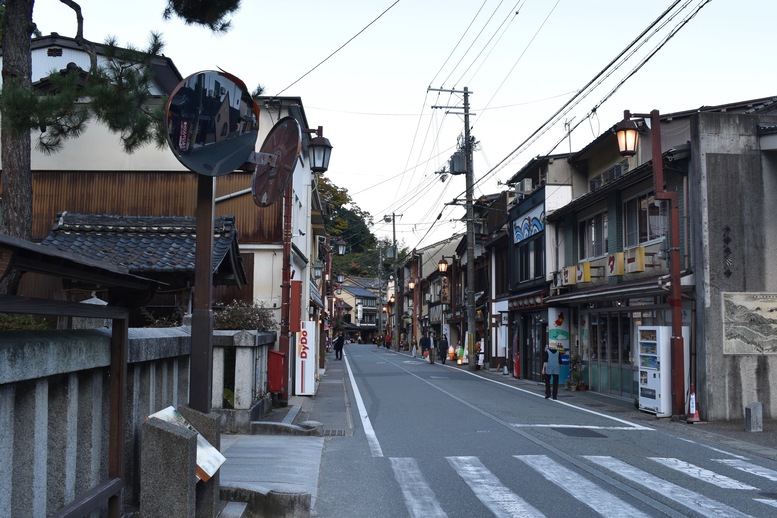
[565, 354, 586, 391]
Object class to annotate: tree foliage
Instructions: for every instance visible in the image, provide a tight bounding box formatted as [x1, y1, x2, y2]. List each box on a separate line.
[316, 175, 408, 278]
[0, 0, 243, 295]
[163, 0, 240, 33]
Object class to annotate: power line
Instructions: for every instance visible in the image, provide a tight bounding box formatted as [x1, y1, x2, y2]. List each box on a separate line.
[275, 1, 401, 96]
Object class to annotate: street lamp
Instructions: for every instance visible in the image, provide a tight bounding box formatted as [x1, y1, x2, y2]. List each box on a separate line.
[335, 238, 347, 256]
[438, 257, 449, 273]
[408, 278, 415, 290]
[616, 109, 685, 417]
[304, 126, 333, 173]
[312, 259, 324, 279]
[336, 272, 345, 284]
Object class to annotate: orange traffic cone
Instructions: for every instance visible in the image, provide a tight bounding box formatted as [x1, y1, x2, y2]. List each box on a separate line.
[687, 383, 701, 423]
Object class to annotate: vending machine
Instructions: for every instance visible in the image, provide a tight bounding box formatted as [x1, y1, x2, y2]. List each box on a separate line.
[637, 326, 689, 417]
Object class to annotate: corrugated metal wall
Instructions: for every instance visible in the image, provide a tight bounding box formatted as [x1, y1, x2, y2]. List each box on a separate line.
[32, 170, 283, 244]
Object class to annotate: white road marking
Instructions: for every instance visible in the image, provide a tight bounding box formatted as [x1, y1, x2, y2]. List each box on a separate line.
[714, 458, 777, 482]
[754, 498, 777, 508]
[516, 455, 650, 518]
[389, 457, 447, 518]
[650, 457, 757, 490]
[678, 437, 749, 459]
[585, 456, 752, 518]
[511, 424, 646, 430]
[451, 366, 653, 431]
[447, 456, 544, 518]
[344, 355, 383, 457]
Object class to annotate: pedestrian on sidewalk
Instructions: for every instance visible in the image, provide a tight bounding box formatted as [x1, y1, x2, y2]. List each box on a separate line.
[542, 343, 561, 399]
[437, 334, 449, 364]
[334, 332, 345, 360]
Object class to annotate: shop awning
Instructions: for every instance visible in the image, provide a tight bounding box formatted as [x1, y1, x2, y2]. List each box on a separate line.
[545, 274, 694, 305]
[310, 282, 323, 307]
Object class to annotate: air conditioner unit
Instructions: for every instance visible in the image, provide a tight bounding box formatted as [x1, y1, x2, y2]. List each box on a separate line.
[517, 178, 533, 194]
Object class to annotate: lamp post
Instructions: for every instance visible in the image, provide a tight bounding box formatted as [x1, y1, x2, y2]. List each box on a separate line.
[438, 255, 456, 360]
[616, 109, 685, 417]
[387, 294, 395, 347]
[279, 126, 333, 404]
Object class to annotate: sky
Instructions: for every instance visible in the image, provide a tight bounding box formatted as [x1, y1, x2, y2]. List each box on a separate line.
[32, 0, 777, 251]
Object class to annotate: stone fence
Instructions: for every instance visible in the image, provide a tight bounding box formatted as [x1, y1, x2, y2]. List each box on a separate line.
[0, 326, 275, 516]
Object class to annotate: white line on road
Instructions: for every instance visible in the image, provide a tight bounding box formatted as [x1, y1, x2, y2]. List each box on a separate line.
[344, 354, 383, 457]
[516, 455, 650, 518]
[678, 437, 749, 460]
[389, 457, 447, 518]
[585, 456, 752, 518]
[714, 458, 777, 482]
[511, 424, 647, 430]
[650, 457, 758, 490]
[445, 363, 654, 431]
[447, 456, 544, 518]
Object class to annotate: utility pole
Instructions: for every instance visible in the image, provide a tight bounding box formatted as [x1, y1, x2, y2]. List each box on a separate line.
[430, 86, 477, 371]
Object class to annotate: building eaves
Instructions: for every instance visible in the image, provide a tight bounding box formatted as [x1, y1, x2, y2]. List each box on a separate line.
[569, 95, 777, 164]
[40, 212, 246, 286]
[341, 284, 377, 299]
[506, 153, 573, 186]
[547, 144, 690, 221]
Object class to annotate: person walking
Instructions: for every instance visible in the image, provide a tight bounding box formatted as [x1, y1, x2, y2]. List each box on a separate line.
[419, 331, 431, 360]
[334, 332, 345, 360]
[437, 334, 449, 364]
[542, 343, 561, 399]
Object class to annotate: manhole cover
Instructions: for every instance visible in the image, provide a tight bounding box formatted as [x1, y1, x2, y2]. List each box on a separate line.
[552, 427, 606, 438]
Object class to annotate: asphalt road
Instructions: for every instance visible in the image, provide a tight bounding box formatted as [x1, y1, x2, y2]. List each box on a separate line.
[313, 344, 777, 517]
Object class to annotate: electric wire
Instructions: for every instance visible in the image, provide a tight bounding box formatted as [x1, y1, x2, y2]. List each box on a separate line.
[543, 0, 712, 157]
[441, 0, 506, 87]
[471, 0, 562, 135]
[466, 0, 689, 192]
[429, 0, 490, 88]
[408, 0, 698, 249]
[275, 1, 402, 96]
[455, 0, 524, 87]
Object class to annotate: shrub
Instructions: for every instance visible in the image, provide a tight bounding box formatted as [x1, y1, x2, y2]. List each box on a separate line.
[140, 307, 184, 327]
[0, 313, 51, 331]
[214, 300, 277, 331]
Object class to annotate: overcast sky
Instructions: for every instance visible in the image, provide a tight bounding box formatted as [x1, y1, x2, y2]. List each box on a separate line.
[33, 0, 777, 250]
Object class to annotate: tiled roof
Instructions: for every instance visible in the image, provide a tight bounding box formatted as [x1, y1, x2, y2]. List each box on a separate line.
[41, 212, 246, 286]
[342, 284, 377, 299]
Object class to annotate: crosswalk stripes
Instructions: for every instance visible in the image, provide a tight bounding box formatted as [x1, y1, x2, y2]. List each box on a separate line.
[388, 453, 777, 517]
[515, 455, 651, 518]
[649, 457, 758, 490]
[389, 457, 447, 518]
[714, 458, 777, 482]
[584, 455, 752, 518]
[446, 456, 543, 518]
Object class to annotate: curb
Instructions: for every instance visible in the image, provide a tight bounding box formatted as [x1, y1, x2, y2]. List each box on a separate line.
[221, 483, 311, 518]
[249, 420, 323, 436]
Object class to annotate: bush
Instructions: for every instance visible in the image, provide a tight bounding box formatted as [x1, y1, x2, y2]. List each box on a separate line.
[214, 300, 277, 331]
[0, 313, 51, 331]
[140, 307, 184, 327]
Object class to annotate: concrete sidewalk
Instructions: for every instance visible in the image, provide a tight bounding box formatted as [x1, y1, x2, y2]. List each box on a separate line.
[219, 346, 777, 516]
[218, 353, 353, 516]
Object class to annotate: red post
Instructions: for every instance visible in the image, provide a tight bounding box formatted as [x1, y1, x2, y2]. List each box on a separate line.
[279, 183, 293, 405]
[649, 109, 685, 417]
